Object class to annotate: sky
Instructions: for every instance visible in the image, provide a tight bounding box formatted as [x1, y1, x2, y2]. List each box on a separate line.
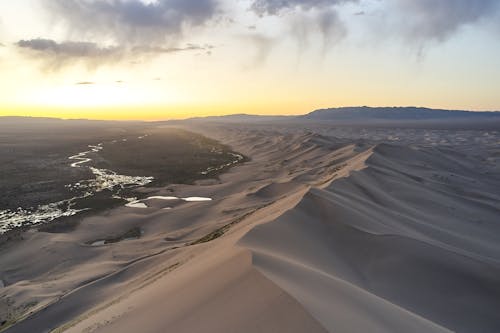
[1, 0, 500, 120]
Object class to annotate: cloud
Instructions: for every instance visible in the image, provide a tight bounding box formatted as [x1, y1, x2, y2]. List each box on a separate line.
[17, 39, 119, 57]
[18, 0, 221, 69]
[391, 0, 500, 44]
[249, 0, 500, 56]
[245, 34, 276, 67]
[44, 0, 220, 45]
[249, 0, 352, 57]
[76, 81, 95, 85]
[317, 8, 347, 53]
[131, 43, 213, 54]
[250, 0, 356, 16]
[16, 39, 123, 68]
[16, 38, 212, 69]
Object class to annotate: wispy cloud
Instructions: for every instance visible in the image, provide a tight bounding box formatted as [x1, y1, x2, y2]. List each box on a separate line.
[391, 0, 500, 44]
[248, 0, 500, 56]
[244, 34, 276, 67]
[248, 0, 352, 58]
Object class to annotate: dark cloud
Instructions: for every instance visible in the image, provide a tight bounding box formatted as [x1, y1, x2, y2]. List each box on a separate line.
[45, 0, 219, 44]
[76, 81, 95, 85]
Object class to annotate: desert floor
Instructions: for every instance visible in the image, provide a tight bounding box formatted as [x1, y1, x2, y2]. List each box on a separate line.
[1, 121, 500, 333]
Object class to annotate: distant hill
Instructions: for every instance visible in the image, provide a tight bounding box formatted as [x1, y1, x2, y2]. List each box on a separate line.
[302, 107, 500, 121]
[160, 113, 288, 124]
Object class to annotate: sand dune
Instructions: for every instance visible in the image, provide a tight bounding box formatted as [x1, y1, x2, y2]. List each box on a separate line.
[1, 123, 499, 332]
[240, 143, 500, 332]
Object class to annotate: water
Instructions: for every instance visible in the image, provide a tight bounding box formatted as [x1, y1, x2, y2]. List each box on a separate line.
[0, 134, 234, 233]
[201, 153, 243, 175]
[124, 196, 213, 209]
[0, 138, 153, 234]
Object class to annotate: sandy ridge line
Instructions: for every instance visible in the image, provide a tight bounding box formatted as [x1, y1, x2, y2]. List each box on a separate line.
[248, 248, 453, 332]
[0, 243, 183, 333]
[315, 187, 500, 266]
[45, 202, 282, 333]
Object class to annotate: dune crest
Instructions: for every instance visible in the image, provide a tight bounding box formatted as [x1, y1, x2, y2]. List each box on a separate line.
[240, 142, 500, 332]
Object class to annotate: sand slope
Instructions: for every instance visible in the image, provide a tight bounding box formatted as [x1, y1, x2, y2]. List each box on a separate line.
[240, 143, 500, 332]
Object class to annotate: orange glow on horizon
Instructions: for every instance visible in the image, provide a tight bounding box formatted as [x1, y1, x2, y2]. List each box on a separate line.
[0, 103, 310, 121]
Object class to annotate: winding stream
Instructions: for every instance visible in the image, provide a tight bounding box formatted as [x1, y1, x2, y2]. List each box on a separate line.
[0, 139, 153, 234]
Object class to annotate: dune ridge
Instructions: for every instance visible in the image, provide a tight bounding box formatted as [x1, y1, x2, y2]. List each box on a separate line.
[240, 142, 500, 332]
